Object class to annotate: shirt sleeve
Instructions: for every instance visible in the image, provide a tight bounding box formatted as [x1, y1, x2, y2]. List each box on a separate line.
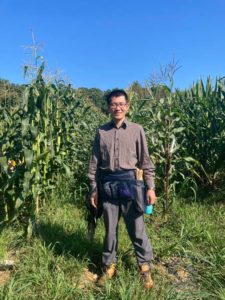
[136, 126, 155, 189]
[88, 129, 100, 194]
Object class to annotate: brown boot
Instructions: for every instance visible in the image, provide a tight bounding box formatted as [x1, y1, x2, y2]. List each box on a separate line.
[97, 263, 117, 286]
[139, 263, 154, 289]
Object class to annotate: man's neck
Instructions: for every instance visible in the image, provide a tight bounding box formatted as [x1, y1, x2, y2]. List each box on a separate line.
[113, 117, 125, 128]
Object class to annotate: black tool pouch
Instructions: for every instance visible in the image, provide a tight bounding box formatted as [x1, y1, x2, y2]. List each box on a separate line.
[133, 180, 147, 213]
[99, 181, 113, 200]
[100, 179, 146, 214]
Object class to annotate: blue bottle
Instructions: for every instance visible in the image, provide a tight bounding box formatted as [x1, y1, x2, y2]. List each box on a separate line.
[145, 204, 153, 215]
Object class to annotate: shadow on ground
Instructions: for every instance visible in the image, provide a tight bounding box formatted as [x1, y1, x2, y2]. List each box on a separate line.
[38, 221, 103, 274]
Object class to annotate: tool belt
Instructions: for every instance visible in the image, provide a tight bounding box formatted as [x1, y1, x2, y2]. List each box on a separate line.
[99, 169, 146, 213]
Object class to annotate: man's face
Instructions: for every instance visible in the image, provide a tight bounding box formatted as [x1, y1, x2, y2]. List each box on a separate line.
[109, 95, 129, 121]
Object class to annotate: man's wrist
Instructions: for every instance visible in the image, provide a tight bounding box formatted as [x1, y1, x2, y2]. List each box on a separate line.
[147, 186, 155, 191]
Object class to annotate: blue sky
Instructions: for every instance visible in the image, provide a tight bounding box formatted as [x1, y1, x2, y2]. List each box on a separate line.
[0, 0, 225, 90]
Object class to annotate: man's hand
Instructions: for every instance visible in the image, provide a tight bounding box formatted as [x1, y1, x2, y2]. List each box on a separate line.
[90, 191, 98, 209]
[146, 189, 156, 205]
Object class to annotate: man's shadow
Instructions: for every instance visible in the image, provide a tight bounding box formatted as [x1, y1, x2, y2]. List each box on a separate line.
[38, 220, 103, 275]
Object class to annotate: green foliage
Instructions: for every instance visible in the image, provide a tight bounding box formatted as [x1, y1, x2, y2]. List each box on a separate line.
[74, 87, 109, 113]
[0, 79, 24, 108]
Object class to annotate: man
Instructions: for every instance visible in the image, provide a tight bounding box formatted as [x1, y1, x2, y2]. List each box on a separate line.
[88, 89, 156, 289]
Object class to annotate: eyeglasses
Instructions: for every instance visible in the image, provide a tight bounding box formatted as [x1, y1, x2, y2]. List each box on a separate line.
[109, 102, 128, 109]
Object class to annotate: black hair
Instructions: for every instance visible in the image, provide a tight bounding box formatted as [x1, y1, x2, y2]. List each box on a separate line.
[106, 89, 129, 105]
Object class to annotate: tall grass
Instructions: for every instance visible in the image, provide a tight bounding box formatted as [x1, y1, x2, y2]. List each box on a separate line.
[0, 188, 224, 300]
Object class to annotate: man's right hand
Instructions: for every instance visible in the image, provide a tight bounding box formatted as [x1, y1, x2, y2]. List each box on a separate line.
[90, 191, 98, 209]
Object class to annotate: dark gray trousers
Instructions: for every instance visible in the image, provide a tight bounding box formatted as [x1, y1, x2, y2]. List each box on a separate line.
[102, 197, 153, 266]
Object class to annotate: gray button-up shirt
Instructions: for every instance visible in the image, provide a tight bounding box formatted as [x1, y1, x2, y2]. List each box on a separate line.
[88, 119, 155, 192]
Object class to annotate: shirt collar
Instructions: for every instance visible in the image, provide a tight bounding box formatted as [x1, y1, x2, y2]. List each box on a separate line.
[110, 118, 130, 129]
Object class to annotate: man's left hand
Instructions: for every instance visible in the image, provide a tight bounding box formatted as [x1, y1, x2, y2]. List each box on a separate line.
[146, 189, 156, 205]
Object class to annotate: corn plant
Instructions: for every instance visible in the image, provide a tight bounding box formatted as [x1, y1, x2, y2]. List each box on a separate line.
[0, 63, 106, 236]
[127, 76, 225, 212]
[128, 87, 188, 213]
[177, 78, 225, 188]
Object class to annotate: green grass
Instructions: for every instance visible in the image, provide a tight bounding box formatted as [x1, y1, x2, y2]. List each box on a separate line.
[0, 193, 224, 300]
